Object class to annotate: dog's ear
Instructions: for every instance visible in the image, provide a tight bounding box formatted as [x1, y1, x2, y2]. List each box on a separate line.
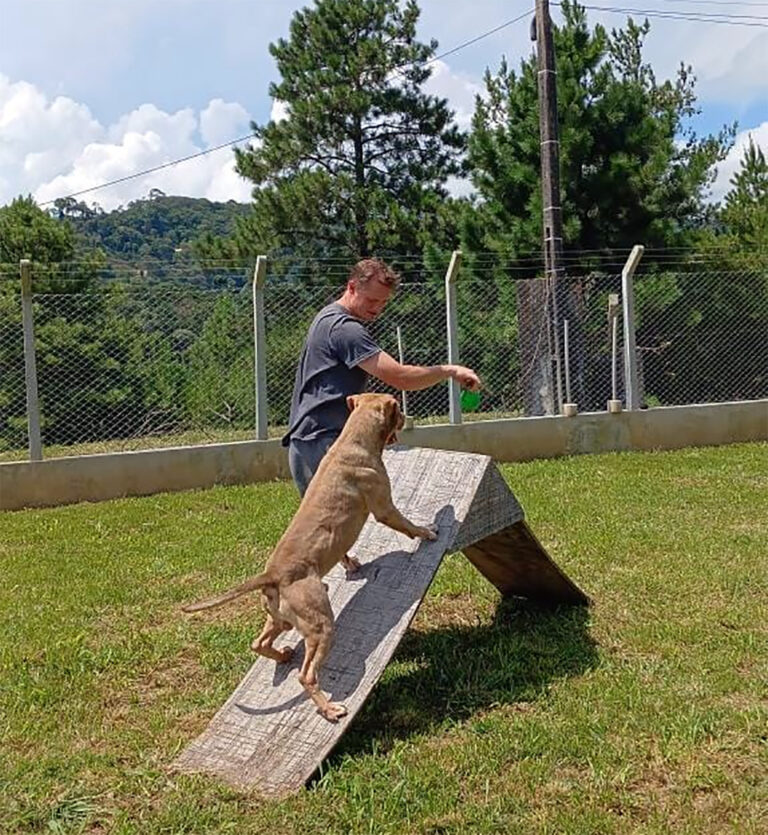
[346, 395, 358, 413]
[386, 396, 400, 430]
[382, 396, 402, 444]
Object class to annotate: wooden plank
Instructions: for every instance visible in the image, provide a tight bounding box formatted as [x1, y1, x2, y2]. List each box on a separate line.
[173, 446, 588, 795]
[463, 521, 590, 605]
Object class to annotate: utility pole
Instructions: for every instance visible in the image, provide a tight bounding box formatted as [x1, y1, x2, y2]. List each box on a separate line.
[533, 0, 565, 412]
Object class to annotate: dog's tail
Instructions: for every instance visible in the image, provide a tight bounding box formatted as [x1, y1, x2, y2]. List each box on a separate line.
[181, 572, 275, 613]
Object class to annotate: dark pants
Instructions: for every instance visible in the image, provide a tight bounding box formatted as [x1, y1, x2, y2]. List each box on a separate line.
[288, 433, 340, 497]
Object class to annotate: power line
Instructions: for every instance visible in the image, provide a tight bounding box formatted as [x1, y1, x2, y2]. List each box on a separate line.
[41, 13, 536, 208]
[557, 3, 768, 26]
[426, 10, 534, 64]
[657, 0, 768, 7]
[39, 133, 258, 207]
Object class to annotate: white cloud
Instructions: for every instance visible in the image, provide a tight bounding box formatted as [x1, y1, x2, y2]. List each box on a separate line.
[270, 98, 289, 123]
[681, 28, 767, 103]
[711, 121, 768, 203]
[200, 98, 252, 147]
[0, 74, 101, 190]
[423, 59, 483, 132]
[108, 103, 197, 150]
[0, 73, 253, 210]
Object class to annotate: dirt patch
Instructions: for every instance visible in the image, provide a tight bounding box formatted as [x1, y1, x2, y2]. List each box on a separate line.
[132, 648, 208, 708]
[182, 592, 267, 626]
[94, 646, 209, 729]
[412, 593, 488, 630]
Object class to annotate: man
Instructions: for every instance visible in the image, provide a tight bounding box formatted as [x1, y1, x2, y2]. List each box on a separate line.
[282, 258, 482, 497]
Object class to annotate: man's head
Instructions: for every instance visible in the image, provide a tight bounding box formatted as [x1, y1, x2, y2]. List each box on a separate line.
[340, 258, 400, 321]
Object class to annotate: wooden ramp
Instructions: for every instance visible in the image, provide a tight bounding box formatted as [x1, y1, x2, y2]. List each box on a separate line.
[173, 446, 589, 796]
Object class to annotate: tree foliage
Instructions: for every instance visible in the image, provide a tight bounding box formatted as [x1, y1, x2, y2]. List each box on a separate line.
[465, 1, 733, 260]
[721, 138, 768, 258]
[230, 0, 465, 263]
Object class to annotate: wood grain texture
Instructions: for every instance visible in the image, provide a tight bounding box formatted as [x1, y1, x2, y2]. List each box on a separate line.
[173, 446, 588, 795]
[464, 521, 590, 605]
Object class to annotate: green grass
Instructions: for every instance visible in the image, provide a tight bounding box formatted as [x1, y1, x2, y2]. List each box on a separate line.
[1, 443, 766, 834]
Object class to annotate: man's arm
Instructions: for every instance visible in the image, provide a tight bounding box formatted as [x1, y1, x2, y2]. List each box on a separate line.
[359, 351, 481, 392]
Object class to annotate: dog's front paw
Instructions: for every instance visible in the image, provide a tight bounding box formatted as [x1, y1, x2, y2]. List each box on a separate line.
[276, 646, 294, 663]
[414, 525, 438, 541]
[342, 554, 362, 576]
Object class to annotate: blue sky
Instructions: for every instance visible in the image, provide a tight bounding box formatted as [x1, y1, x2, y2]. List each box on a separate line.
[1, 0, 766, 210]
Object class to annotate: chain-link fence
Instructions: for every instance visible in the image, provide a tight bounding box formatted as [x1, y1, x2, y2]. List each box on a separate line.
[1, 254, 766, 461]
[0, 279, 25, 453]
[634, 268, 768, 406]
[0, 265, 258, 460]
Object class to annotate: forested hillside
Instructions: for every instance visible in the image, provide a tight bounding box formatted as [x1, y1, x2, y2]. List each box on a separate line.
[53, 191, 250, 265]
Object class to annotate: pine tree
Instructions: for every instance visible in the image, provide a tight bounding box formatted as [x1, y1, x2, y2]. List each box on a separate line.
[232, 0, 465, 264]
[721, 137, 768, 256]
[465, 1, 734, 261]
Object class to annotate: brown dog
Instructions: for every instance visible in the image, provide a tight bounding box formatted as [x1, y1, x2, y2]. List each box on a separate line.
[182, 393, 436, 721]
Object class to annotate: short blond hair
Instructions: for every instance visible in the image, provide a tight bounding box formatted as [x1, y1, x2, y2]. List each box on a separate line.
[348, 258, 400, 289]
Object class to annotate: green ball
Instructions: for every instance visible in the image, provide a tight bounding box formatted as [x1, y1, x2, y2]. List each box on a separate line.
[460, 389, 481, 412]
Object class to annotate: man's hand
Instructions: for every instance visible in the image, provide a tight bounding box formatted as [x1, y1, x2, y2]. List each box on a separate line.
[449, 365, 482, 391]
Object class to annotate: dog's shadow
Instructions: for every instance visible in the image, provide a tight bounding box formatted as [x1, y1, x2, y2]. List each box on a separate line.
[238, 550, 596, 759]
[235, 502, 597, 738]
[323, 597, 597, 763]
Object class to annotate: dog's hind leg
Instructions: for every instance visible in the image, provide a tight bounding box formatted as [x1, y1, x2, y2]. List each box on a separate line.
[299, 628, 347, 722]
[251, 614, 293, 663]
[283, 577, 347, 722]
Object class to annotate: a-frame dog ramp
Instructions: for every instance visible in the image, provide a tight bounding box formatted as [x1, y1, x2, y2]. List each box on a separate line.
[173, 446, 589, 797]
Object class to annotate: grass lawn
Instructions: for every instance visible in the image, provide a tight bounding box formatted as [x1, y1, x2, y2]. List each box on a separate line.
[1, 443, 766, 834]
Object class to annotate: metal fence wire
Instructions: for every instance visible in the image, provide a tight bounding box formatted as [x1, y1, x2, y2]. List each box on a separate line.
[631, 269, 768, 406]
[0, 286, 25, 455]
[1, 256, 766, 461]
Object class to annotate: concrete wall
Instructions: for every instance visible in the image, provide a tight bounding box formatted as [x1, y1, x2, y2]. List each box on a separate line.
[399, 399, 768, 461]
[1, 439, 290, 511]
[2, 400, 765, 512]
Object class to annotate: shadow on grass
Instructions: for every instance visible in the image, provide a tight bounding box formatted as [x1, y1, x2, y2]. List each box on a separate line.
[321, 598, 597, 767]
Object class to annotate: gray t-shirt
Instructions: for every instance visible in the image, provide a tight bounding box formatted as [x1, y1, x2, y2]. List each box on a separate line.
[281, 303, 381, 446]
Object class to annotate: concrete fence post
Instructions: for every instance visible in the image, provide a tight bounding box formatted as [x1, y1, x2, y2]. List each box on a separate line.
[621, 245, 644, 411]
[252, 255, 268, 440]
[445, 250, 462, 425]
[20, 259, 43, 461]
